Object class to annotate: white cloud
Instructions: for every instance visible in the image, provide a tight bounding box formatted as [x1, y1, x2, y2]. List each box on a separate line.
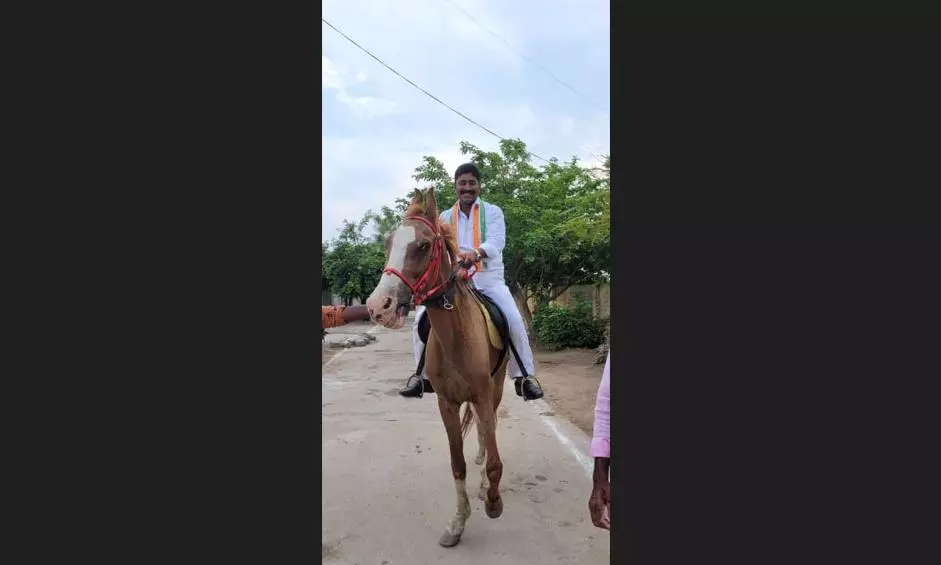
[322, 55, 401, 118]
[335, 92, 400, 119]
[321, 56, 343, 90]
[322, 0, 609, 242]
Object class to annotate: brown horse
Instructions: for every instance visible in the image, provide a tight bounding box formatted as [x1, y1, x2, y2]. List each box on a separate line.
[365, 187, 509, 548]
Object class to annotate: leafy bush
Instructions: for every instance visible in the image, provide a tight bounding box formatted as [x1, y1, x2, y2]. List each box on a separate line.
[532, 300, 606, 351]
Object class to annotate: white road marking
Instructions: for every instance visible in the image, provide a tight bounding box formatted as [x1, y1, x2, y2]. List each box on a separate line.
[528, 398, 594, 478]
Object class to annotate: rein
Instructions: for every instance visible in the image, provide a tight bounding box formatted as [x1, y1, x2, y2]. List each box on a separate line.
[383, 215, 476, 309]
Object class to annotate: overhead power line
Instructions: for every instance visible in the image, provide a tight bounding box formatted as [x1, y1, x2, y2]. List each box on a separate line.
[322, 17, 550, 163]
[441, 0, 608, 114]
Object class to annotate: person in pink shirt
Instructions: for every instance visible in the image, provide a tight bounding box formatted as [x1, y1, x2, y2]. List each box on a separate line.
[589, 352, 611, 529]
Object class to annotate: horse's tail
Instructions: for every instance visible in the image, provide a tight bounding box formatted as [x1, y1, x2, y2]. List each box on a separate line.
[460, 402, 476, 440]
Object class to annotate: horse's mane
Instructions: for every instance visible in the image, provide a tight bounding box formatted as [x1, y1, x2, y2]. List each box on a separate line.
[405, 201, 460, 259]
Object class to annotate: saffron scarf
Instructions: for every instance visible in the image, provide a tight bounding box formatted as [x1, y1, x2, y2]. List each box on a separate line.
[449, 200, 486, 271]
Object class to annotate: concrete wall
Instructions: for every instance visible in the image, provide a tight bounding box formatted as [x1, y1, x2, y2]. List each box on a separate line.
[549, 284, 610, 319]
[322, 291, 364, 307]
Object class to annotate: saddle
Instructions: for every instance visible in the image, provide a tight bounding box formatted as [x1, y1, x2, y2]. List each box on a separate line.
[416, 288, 515, 377]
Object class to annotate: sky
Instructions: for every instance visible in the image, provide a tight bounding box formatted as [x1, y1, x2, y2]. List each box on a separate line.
[322, 0, 610, 242]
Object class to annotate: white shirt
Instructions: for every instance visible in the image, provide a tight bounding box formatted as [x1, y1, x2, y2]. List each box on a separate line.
[439, 198, 506, 281]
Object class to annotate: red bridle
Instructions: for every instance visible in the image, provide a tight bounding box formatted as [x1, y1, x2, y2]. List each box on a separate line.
[383, 215, 454, 306]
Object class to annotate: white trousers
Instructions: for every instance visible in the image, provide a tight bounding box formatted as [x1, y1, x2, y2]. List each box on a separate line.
[411, 278, 536, 379]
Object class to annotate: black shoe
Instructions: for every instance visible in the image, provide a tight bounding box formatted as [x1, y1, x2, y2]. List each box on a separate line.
[399, 374, 434, 398]
[514, 376, 544, 401]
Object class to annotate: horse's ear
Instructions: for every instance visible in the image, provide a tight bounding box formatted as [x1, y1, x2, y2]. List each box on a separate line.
[425, 187, 438, 220]
[410, 189, 424, 206]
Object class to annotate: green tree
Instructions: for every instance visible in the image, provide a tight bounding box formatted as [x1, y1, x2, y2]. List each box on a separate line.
[366, 205, 402, 244]
[322, 242, 331, 292]
[322, 141, 610, 329]
[323, 215, 387, 305]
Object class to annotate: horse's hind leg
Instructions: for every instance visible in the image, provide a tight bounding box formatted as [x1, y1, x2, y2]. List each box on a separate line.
[436, 396, 471, 548]
[476, 361, 506, 468]
[476, 404, 487, 499]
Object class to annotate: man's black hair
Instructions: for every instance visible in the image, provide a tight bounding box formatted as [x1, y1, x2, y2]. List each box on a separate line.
[454, 162, 481, 182]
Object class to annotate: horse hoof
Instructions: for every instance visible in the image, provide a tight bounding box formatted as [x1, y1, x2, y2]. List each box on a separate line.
[485, 497, 503, 519]
[439, 532, 462, 547]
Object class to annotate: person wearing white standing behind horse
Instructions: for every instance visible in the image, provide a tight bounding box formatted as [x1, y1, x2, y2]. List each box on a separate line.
[399, 163, 544, 401]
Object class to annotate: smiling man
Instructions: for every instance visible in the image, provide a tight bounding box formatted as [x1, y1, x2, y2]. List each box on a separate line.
[399, 163, 544, 401]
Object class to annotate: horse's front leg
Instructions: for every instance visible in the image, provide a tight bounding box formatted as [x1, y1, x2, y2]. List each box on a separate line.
[474, 399, 504, 519]
[436, 396, 471, 548]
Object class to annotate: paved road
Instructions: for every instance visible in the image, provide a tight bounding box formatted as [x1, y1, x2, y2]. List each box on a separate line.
[322, 319, 609, 565]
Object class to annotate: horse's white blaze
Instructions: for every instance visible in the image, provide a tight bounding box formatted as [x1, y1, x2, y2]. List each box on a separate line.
[371, 225, 416, 298]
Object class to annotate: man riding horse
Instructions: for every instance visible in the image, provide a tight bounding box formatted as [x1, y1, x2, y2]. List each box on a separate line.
[398, 163, 544, 401]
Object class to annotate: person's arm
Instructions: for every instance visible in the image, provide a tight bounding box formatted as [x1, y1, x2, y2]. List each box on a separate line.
[476, 205, 505, 260]
[321, 305, 372, 329]
[589, 352, 611, 529]
[342, 305, 370, 323]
